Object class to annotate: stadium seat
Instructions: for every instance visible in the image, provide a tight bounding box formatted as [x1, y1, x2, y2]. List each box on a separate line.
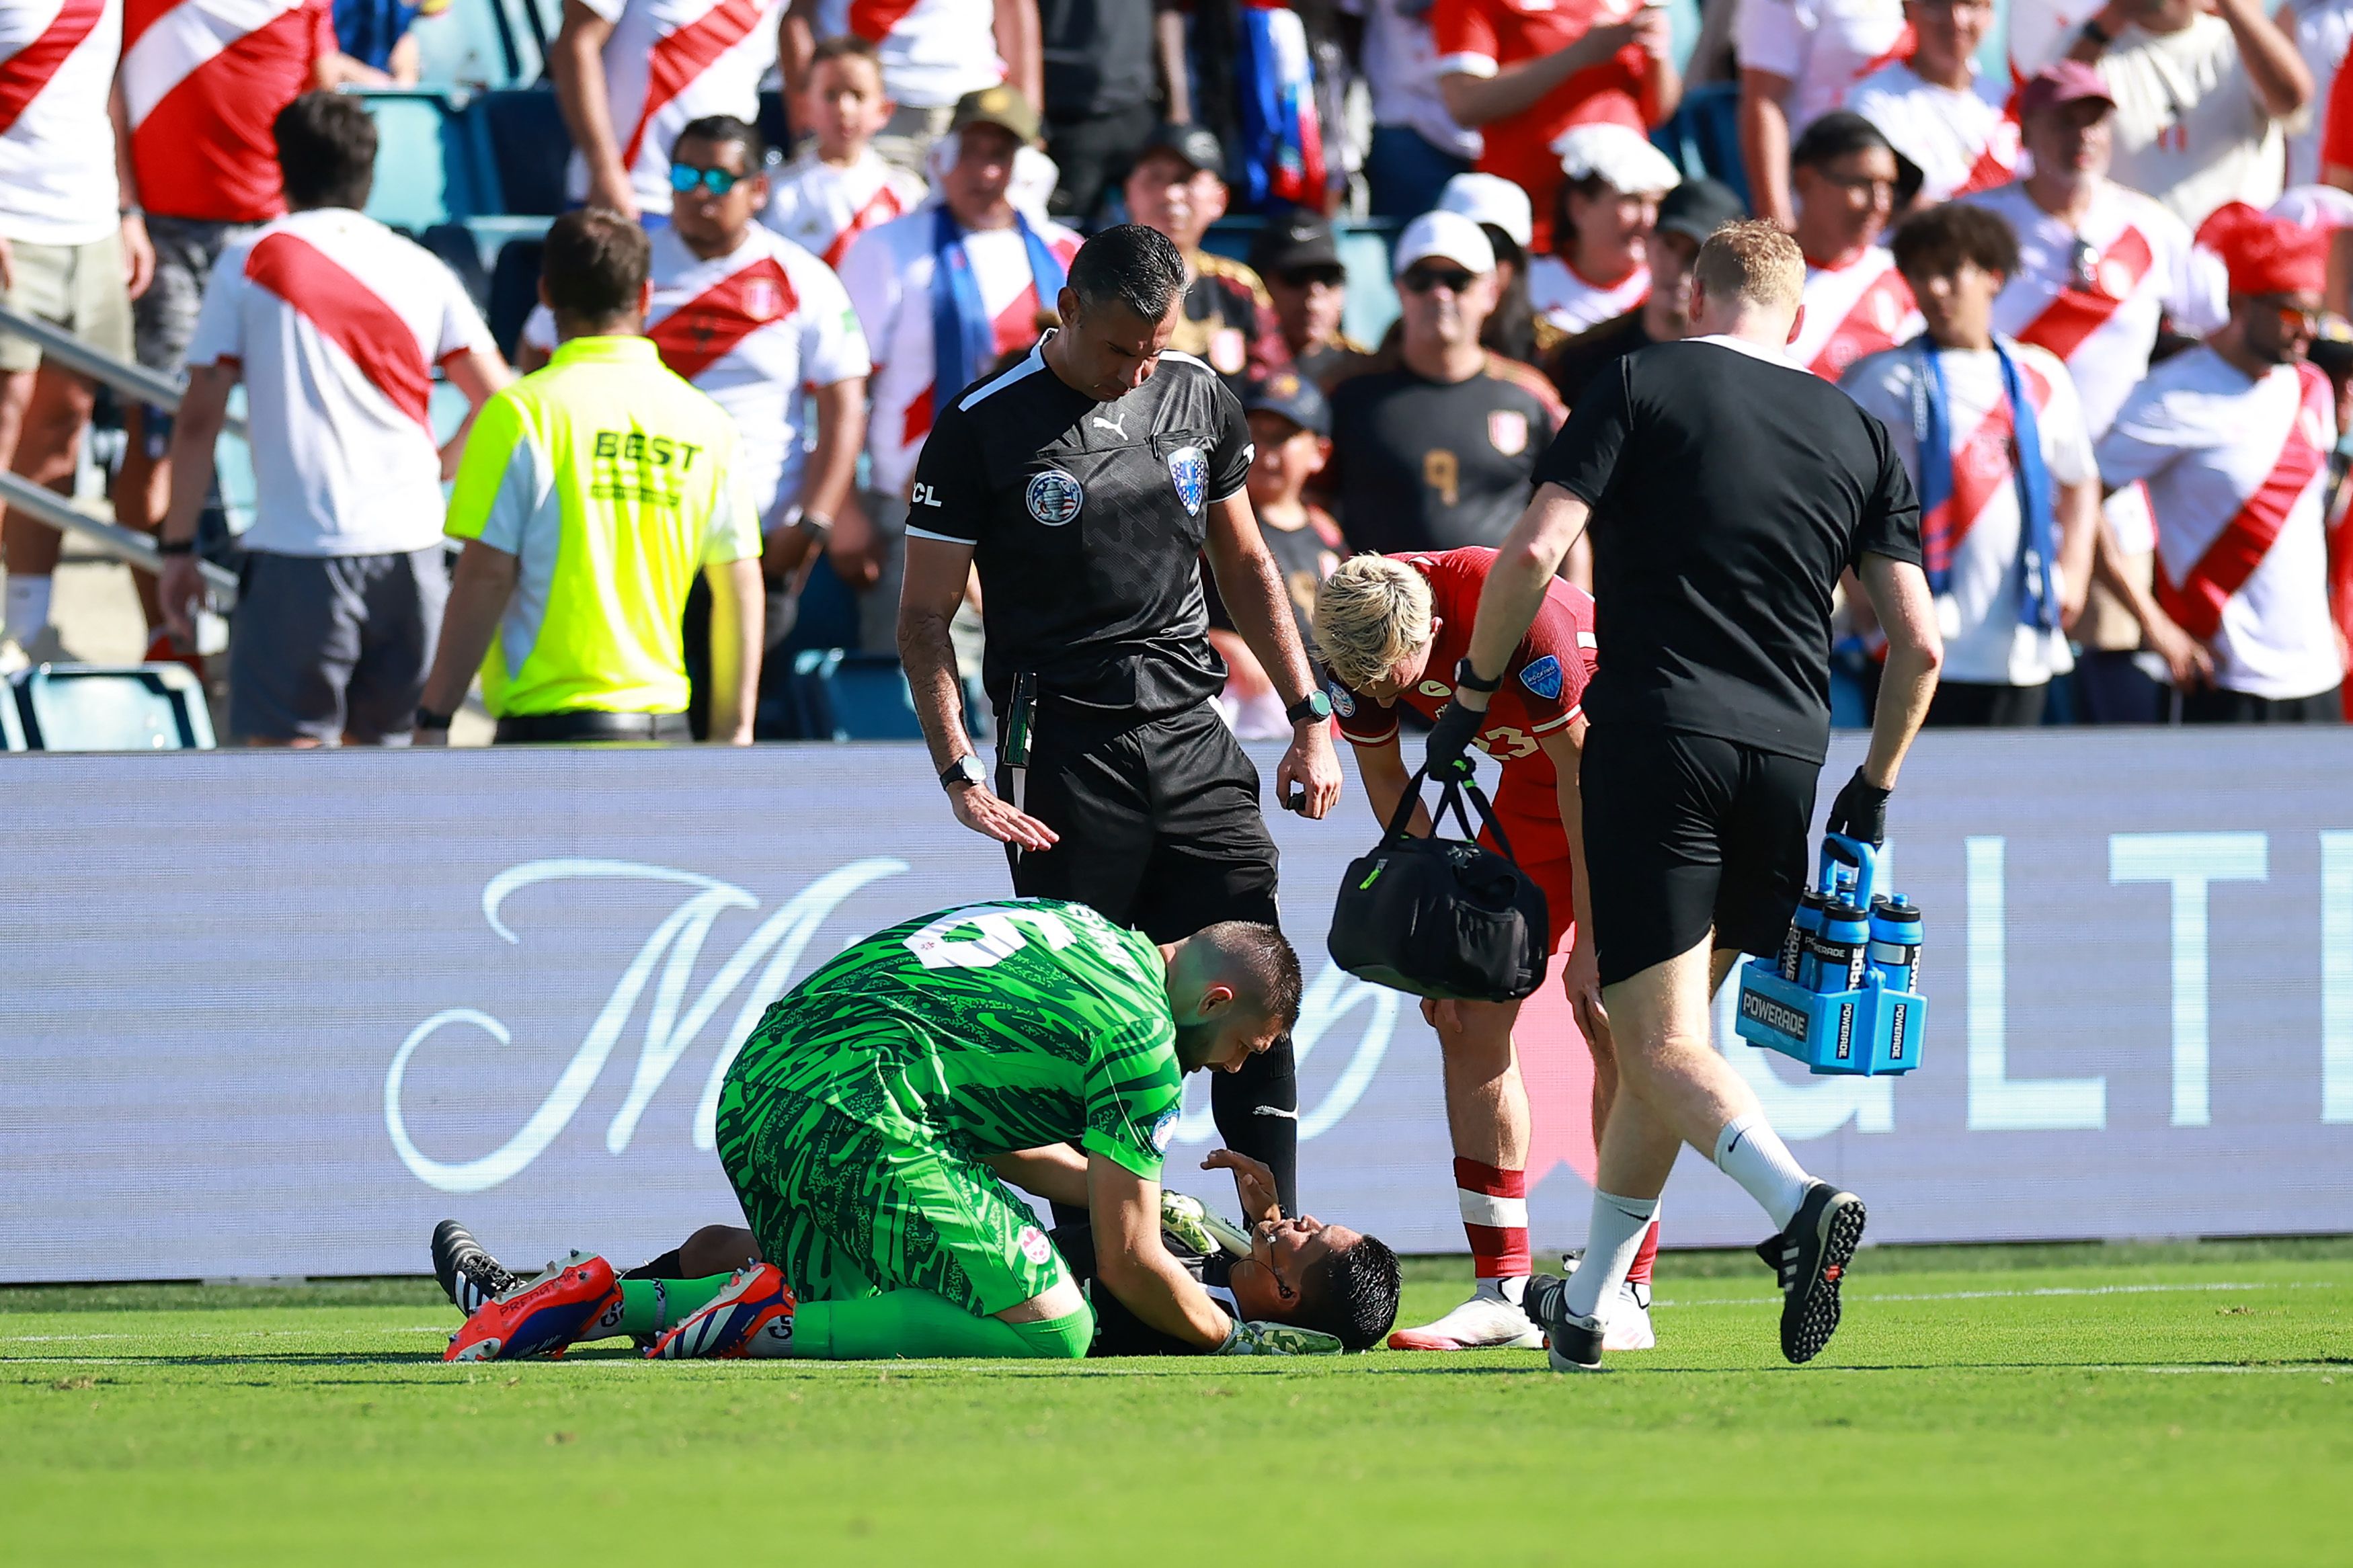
[356, 89, 496, 232]
[420, 222, 492, 312]
[481, 87, 573, 217]
[3, 664, 216, 751]
[1651, 83, 1751, 211]
[486, 235, 547, 359]
[412, 0, 559, 89]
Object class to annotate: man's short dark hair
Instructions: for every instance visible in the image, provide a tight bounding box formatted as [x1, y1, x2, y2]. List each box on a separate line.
[1195, 919, 1304, 1030]
[1068, 224, 1188, 325]
[809, 32, 881, 71]
[1791, 109, 1896, 170]
[1890, 202, 2020, 282]
[1295, 1235, 1402, 1351]
[273, 92, 376, 211]
[543, 209, 651, 327]
[675, 113, 766, 169]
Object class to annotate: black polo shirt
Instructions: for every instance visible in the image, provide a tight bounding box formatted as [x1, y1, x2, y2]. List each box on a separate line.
[909, 333, 1254, 719]
[1531, 335, 1923, 761]
[1053, 1219, 1238, 1356]
[1326, 353, 1564, 555]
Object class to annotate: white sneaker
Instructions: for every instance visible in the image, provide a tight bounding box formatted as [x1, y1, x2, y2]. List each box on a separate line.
[1604, 1278, 1656, 1352]
[1386, 1288, 1545, 1351]
[0, 624, 75, 673]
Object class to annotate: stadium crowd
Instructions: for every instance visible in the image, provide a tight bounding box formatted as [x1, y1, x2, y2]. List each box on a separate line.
[2, 0, 2351, 742]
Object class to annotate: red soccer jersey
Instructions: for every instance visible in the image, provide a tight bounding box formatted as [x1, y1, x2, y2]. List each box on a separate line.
[122, 0, 337, 224]
[1330, 546, 1597, 811]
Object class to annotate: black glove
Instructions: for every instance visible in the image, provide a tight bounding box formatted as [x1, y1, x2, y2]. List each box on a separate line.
[1424, 700, 1483, 779]
[1825, 766, 1891, 845]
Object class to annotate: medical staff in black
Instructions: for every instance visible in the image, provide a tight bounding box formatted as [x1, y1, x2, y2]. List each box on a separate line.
[1429, 219, 1944, 1375]
[898, 224, 1344, 1215]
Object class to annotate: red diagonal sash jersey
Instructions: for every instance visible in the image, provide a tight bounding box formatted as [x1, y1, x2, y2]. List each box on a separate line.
[2095, 347, 2344, 700]
[566, 0, 781, 210]
[0, 0, 122, 244]
[760, 147, 925, 270]
[121, 0, 335, 223]
[1792, 247, 1923, 381]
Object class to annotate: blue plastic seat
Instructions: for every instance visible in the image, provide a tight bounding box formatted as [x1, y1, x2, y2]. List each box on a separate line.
[481, 87, 573, 216]
[355, 89, 493, 231]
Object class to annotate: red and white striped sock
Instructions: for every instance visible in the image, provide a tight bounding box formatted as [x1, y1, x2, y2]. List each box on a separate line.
[1455, 1157, 1530, 1296]
[1626, 1210, 1661, 1287]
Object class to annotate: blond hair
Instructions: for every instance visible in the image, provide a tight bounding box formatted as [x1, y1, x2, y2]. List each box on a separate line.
[1692, 220, 1804, 314]
[1313, 555, 1434, 690]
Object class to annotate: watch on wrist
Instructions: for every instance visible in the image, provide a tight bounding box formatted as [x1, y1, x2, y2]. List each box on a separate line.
[155, 537, 195, 556]
[1285, 689, 1332, 727]
[1453, 657, 1503, 694]
[413, 705, 456, 731]
[794, 509, 834, 542]
[939, 753, 987, 790]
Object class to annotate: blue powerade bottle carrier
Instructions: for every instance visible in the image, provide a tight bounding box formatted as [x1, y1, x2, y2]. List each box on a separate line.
[1734, 833, 1927, 1075]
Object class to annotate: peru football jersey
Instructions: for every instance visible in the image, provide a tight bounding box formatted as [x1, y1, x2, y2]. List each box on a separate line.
[1328, 546, 1597, 812]
[814, 0, 1002, 108]
[1527, 253, 1649, 335]
[0, 0, 122, 244]
[122, 0, 334, 224]
[524, 226, 870, 523]
[1845, 59, 2018, 204]
[2094, 347, 2342, 700]
[760, 147, 926, 270]
[837, 208, 1082, 499]
[1736, 0, 1909, 132]
[1792, 246, 1921, 382]
[1963, 179, 2225, 437]
[184, 206, 492, 556]
[1841, 339, 2096, 686]
[567, 0, 782, 210]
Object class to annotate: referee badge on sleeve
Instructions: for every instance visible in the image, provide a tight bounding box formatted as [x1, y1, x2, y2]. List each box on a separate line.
[1167, 446, 1207, 517]
[1025, 468, 1085, 526]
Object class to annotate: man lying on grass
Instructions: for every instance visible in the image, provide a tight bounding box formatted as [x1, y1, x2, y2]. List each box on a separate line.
[432, 1145, 1401, 1358]
[438, 899, 1399, 1362]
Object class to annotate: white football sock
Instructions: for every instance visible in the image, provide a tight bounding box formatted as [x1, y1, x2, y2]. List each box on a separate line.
[1713, 1113, 1814, 1230]
[1562, 1191, 1659, 1320]
[5, 575, 53, 641]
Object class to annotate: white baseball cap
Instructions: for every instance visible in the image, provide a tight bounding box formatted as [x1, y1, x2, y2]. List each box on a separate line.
[1436, 173, 1533, 252]
[1393, 209, 1496, 278]
[1552, 122, 1682, 196]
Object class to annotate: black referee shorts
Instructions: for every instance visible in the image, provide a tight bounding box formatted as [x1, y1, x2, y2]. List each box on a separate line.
[1002, 700, 1279, 935]
[1579, 723, 1818, 987]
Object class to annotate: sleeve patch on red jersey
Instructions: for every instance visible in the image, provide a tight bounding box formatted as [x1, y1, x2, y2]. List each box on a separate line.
[1519, 655, 1564, 700]
[1325, 677, 1357, 718]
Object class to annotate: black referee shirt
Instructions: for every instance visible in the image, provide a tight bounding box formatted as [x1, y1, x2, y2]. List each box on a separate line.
[1326, 355, 1563, 555]
[1053, 1219, 1237, 1356]
[909, 333, 1255, 718]
[1531, 335, 1923, 761]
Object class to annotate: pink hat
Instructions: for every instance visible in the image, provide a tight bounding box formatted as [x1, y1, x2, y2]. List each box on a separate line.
[2019, 61, 2117, 120]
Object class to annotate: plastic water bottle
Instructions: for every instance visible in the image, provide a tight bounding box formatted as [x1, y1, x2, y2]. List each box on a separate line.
[1808, 899, 1871, 993]
[1782, 890, 1828, 983]
[1868, 895, 1923, 992]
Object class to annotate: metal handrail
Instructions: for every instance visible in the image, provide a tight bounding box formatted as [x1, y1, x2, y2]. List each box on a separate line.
[0, 301, 249, 438]
[0, 472, 239, 608]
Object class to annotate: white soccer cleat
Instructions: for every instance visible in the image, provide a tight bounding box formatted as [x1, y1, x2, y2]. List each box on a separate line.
[1386, 1289, 1545, 1351]
[1603, 1278, 1656, 1352]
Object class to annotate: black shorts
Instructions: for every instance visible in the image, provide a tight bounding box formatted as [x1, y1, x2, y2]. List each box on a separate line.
[1001, 699, 1279, 936]
[1579, 723, 1818, 987]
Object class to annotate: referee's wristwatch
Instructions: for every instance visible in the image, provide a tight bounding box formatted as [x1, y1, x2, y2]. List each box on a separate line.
[940, 753, 987, 792]
[1285, 690, 1333, 727]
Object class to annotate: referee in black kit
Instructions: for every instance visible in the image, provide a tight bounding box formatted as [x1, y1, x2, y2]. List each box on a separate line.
[1428, 220, 1944, 1372]
[897, 224, 1343, 1214]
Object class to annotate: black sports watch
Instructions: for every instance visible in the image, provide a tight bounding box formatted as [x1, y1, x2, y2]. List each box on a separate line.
[1453, 657, 1503, 694]
[940, 753, 987, 790]
[413, 705, 456, 732]
[1285, 690, 1333, 727]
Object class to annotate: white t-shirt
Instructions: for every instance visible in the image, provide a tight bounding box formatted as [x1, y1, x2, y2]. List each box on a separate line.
[836, 208, 1082, 499]
[567, 0, 782, 210]
[1842, 339, 2096, 686]
[524, 226, 870, 524]
[1527, 253, 1650, 334]
[0, 0, 122, 245]
[2005, 0, 2094, 75]
[1736, 0, 1909, 132]
[185, 208, 491, 557]
[1963, 179, 2226, 437]
[1792, 245, 1921, 380]
[1845, 60, 2020, 204]
[1341, 0, 1482, 159]
[2094, 347, 2342, 699]
[761, 148, 928, 270]
[2288, 0, 2353, 186]
[2099, 15, 2288, 229]
[815, 0, 1002, 108]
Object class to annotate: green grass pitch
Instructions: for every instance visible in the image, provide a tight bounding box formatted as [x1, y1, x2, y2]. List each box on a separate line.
[5, 1239, 2347, 1567]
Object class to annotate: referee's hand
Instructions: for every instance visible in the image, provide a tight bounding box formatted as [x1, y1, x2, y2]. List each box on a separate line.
[1276, 720, 1343, 819]
[947, 782, 1060, 853]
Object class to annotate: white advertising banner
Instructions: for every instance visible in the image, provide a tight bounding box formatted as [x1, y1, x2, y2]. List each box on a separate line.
[3, 730, 2350, 1282]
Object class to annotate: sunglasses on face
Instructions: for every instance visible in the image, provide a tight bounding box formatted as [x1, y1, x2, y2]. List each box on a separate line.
[1399, 267, 1476, 295]
[670, 163, 744, 196]
[1279, 267, 1347, 291]
[2263, 299, 2323, 334]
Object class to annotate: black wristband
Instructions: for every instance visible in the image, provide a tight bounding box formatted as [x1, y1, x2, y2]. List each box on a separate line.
[413, 706, 456, 731]
[155, 537, 196, 556]
[1453, 657, 1503, 694]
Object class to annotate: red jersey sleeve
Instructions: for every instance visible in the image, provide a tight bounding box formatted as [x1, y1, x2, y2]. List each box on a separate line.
[1506, 581, 1597, 735]
[1331, 678, 1402, 746]
[308, 0, 337, 61]
[1432, 0, 1501, 76]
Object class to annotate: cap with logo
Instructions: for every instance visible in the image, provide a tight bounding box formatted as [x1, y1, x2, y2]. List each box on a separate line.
[1654, 177, 1747, 245]
[950, 84, 1041, 147]
[1250, 213, 1345, 278]
[1437, 172, 1534, 253]
[1552, 122, 1682, 196]
[1139, 122, 1226, 179]
[1243, 368, 1331, 438]
[1393, 208, 1497, 278]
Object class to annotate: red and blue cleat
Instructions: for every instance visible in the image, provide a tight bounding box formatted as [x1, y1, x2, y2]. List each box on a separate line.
[645, 1262, 797, 1360]
[443, 1251, 623, 1363]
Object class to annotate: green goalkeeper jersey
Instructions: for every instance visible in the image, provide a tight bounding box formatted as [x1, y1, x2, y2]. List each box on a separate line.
[729, 899, 1184, 1179]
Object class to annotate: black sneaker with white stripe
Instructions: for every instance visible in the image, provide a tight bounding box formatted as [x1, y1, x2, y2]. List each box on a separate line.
[1522, 1274, 1605, 1372]
[432, 1220, 522, 1315]
[1755, 1183, 1866, 1364]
